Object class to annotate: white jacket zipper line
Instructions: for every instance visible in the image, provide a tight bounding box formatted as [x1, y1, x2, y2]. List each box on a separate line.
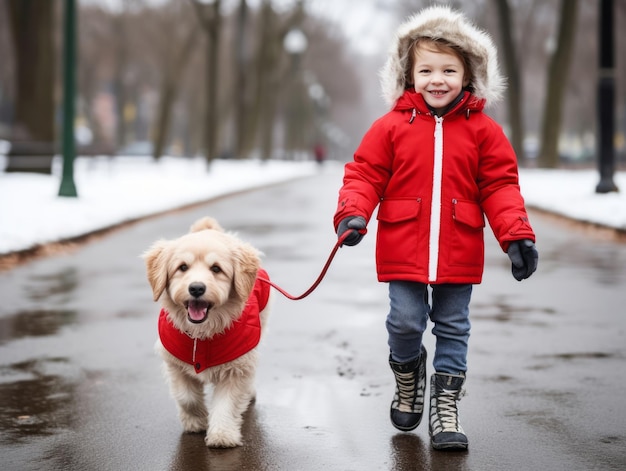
[429, 116, 444, 282]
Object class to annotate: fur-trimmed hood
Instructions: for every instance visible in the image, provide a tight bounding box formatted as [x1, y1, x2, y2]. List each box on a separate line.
[379, 5, 505, 108]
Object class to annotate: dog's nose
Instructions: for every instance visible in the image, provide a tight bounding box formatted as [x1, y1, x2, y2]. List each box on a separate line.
[188, 282, 206, 298]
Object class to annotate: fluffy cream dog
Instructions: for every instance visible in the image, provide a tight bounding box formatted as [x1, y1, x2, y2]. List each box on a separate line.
[143, 217, 271, 448]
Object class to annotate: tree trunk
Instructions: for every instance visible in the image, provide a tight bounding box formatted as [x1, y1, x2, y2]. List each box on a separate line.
[538, 0, 579, 168]
[192, 0, 222, 165]
[153, 26, 199, 160]
[257, 1, 279, 161]
[252, 0, 304, 161]
[494, 0, 524, 161]
[6, 0, 56, 173]
[113, 9, 128, 148]
[206, 1, 221, 164]
[233, 0, 249, 158]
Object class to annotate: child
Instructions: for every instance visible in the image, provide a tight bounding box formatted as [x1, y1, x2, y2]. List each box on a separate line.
[333, 6, 538, 451]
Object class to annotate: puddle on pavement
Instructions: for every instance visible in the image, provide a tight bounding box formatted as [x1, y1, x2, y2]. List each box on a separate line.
[0, 309, 78, 344]
[547, 241, 626, 286]
[471, 296, 556, 326]
[24, 267, 79, 302]
[0, 358, 77, 444]
[390, 433, 470, 470]
[482, 374, 516, 383]
[169, 406, 272, 471]
[541, 351, 615, 361]
[528, 350, 619, 371]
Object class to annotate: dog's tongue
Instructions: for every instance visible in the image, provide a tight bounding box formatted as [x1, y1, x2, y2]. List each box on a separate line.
[187, 301, 209, 323]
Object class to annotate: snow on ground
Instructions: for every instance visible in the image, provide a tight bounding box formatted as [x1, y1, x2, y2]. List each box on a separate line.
[0, 154, 625, 255]
[0, 155, 318, 254]
[519, 169, 626, 231]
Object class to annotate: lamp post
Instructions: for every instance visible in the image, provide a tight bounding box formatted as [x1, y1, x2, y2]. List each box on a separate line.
[283, 28, 308, 70]
[58, 0, 77, 197]
[192, 0, 220, 166]
[283, 28, 309, 159]
[595, 0, 618, 193]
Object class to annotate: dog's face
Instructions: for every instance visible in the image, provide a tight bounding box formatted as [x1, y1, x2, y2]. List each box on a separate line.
[144, 218, 260, 336]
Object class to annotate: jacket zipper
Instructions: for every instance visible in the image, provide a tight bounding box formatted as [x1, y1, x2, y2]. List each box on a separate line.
[428, 116, 444, 282]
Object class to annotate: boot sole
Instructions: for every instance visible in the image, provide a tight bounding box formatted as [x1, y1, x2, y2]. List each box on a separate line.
[431, 440, 468, 451]
[390, 415, 422, 432]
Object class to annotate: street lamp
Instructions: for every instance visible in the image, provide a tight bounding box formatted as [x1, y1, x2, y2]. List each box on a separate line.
[282, 28, 309, 159]
[283, 28, 308, 69]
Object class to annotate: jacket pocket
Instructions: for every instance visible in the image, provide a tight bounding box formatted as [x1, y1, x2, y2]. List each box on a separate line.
[452, 199, 485, 230]
[376, 198, 423, 266]
[377, 197, 421, 223]
[450, 199, 484, 267]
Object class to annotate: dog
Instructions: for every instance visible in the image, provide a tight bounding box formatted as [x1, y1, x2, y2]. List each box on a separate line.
[143, 217, 271, 448]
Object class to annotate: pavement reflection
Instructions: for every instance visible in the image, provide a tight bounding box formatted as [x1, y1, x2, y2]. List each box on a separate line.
[0, 167, 625, 470]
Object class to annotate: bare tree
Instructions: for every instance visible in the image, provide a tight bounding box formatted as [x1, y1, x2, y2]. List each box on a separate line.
[5, 0, 56, 173]
[248, 0, 304, 160]
[493, 0, 524, 160]
[232, 0, 249, 158]
[143, 3, 200, 160]
[113, 5, 129, 148]
[153, 26, 199, 160]
[191, 0, 222, 165]
[538, 0, 579, 168]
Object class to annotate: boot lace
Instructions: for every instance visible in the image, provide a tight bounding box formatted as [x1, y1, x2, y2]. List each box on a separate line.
[394, 371, 423, 412]
[435, 388, 465, 432]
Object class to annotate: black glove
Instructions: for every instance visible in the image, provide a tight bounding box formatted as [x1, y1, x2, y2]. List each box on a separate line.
[337, 216, 366, 246]
[507, 239, 538, 281]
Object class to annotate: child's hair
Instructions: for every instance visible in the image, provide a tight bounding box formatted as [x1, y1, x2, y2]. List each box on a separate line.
[404, 37, 473, 92]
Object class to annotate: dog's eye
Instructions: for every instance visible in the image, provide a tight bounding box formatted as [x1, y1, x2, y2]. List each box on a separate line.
[178, 263, 188, 272]
[210, 264, 221, 274]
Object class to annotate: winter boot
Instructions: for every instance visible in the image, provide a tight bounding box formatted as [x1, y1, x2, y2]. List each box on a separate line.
[429, 372, 468, 450]
[389, 345, 427, 431]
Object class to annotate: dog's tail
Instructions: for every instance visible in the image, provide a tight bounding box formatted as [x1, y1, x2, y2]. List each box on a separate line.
[189, 217, 224, 233]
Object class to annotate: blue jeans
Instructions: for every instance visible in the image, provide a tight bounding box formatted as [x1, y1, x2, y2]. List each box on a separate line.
[386, 281, 472, 375]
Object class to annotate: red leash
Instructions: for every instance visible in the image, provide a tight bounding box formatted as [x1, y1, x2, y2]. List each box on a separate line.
[258, 231, 351, 300]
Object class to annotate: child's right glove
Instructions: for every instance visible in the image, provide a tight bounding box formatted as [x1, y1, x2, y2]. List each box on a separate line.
[507, 239, 538, 281]
[337, 216, 366, 246]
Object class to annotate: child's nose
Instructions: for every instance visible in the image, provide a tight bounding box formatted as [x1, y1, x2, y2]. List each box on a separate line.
[431, 72, 444, 84]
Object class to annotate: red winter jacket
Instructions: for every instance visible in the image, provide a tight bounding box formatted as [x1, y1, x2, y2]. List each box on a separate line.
[334, 90, 535, 284]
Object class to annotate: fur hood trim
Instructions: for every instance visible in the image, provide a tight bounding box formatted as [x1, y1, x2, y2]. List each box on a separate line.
[379, 5, 505, 108]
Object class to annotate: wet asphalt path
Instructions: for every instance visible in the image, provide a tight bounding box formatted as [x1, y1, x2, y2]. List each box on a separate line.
[1, 164, 625, 470]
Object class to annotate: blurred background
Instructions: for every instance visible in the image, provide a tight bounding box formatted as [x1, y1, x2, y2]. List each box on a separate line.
[0, 0, 624, 172]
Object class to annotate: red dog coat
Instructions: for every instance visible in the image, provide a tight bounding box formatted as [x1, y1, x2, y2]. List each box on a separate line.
[158, 269, 270, 373]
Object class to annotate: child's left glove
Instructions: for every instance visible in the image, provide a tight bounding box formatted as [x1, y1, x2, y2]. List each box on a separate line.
[507, 239, 538, 281]
[337, 216, 367, 246]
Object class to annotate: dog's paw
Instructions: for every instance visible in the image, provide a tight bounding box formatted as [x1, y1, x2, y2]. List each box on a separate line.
[204, 429, 243, 448]
[180, 415, 208, 433]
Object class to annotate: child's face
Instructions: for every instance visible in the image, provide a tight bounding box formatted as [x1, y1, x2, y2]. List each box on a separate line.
[412, 45, 468, 114]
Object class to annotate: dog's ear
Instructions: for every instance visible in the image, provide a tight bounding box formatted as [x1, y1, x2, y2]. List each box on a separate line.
[189, 217, 224, 233]
[232, 243, 261, 302]
[143, 240, 171, 301]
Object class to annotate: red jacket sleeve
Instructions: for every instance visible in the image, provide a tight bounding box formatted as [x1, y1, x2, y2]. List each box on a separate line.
[334, 118, 392, 230]
[477, 119, 536, 251]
